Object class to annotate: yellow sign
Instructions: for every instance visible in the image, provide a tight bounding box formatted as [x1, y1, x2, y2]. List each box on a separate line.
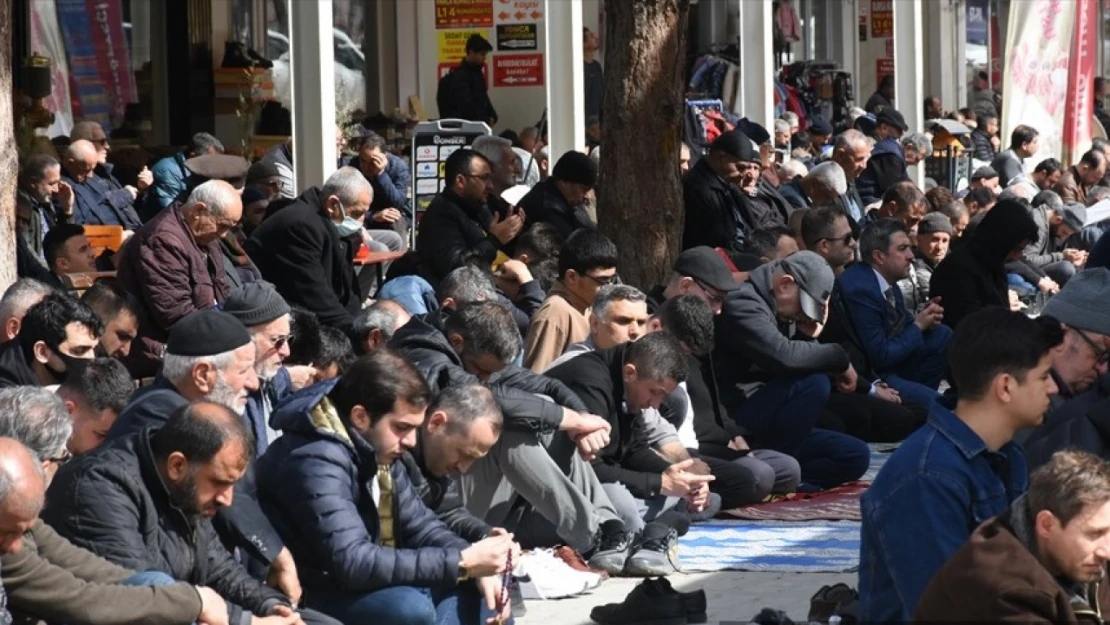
[438, 28, 489, 63]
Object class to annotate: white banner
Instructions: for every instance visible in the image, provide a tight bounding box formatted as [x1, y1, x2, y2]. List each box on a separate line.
[29, 0, 75, 138]
[1000, 0, 1077, 171]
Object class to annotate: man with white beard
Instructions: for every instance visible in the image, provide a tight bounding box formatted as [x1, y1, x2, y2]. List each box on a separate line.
[106, 309, 304, 603]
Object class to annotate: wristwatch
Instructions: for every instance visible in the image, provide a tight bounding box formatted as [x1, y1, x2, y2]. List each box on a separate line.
[457, 561, 471, 582]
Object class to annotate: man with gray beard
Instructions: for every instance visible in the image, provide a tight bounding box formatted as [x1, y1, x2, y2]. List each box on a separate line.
[106, 310, 303, 603]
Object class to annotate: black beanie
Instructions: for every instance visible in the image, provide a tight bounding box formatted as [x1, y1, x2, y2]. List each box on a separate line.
[222, 281, 291, 327]
[552, 151, 598, 187]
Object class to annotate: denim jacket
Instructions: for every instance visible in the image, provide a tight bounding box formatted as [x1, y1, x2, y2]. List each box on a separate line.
[858, 403, 1027, 622]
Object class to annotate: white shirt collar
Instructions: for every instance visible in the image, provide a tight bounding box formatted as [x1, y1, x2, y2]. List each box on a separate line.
[872, 266, 892, 295]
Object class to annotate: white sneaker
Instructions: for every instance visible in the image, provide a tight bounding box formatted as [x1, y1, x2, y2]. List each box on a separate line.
[514, 549, 598, 599]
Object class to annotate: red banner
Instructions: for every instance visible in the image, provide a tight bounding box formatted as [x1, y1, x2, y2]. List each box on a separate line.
[1063, 0, 1098, 162]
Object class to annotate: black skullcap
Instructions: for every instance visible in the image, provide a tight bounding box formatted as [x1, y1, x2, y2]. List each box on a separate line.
[222, 281, 291, 327]
[166, 310, 251, 357]
[552, 151, 598, 187]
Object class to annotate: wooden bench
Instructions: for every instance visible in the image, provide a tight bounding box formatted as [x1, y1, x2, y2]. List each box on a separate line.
[61, 271, 118, 296]
[83, 225, 126, 256]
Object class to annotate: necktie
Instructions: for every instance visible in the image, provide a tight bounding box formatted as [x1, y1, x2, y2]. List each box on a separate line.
[885, 287, 908, 335]
[377, 464, 395, 547]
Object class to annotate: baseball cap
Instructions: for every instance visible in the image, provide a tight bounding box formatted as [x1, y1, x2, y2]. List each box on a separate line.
[674, 246, 742, 292]
[779, 251, 835, 322]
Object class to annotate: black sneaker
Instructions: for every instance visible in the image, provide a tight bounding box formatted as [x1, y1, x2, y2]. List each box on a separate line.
[590, 578, 688, 625]
[587, 519, 634, 575]
[623, 523, 680, 577]
[649, 578, 707, 624]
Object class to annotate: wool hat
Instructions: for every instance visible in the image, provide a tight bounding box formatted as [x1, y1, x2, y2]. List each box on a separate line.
[736, 118, 771, 146]
[674, 246, 742, 292]
[917, 212, 954, 236]
[710, 130, 759, 163]
[1042, 268, 1110, 337]
[246, 160, 281, 184]
[552, 151, 598, 187]
[809, 116, 834, 136]
[779, 251, 835, 322]
[166, 310, 251, 357]
[1061, 203, 1087, 233]
[971, 165, 999, 181]
[877, 108, 909, 132]
[222, 281, 291, 328]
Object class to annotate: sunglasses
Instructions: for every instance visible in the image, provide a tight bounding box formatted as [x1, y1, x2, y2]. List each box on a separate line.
[1075, 329, 1110, 365]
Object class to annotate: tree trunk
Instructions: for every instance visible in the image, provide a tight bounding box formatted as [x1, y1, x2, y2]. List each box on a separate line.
[0, 0, 17, 292]
[597, 0, 690, 290]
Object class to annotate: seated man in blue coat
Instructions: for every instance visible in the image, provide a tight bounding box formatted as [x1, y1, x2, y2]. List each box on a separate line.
[859, 308, 1063, 622]
[257, 349, 515, 625]
[839, 218, 953, 409]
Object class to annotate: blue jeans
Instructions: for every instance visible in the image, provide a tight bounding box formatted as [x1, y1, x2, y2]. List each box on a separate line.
[882, 323, 952, 409]
[731, 374, 870, 489]
[1007, 273, 1036, 294]
[309, 584, 511, 625]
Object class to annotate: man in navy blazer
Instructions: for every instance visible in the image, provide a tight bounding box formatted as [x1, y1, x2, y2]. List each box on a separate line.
[838, 218, 952, 409]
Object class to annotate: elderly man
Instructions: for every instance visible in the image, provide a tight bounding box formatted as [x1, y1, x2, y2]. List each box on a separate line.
[857, 108, 910, 204]
[1054, 149, 1108, 206]
[0, 279, 53, 345]
[18, 155, 74, 262]
[46, 401, 338, 625]
[348, 131, 411, 245]
[70, 120, 152, 209]
[351, 299, 411, 355]
[779, 162, 848, 211]
[914, 451, 1110, 622]
[106, 309, 304, 604]
[60, 140, 142, 230]
[897, 212, 952, 311]
[831, 130, 871, 223]
[683, 130, 760, 253]
[472, 135, 520, 209]
[248, 168, 369, 333]
[146, 132, 225, 215]
[116, 179, 242, 377]
[0, 292, 100, 389]
[519, 150, 598, 240]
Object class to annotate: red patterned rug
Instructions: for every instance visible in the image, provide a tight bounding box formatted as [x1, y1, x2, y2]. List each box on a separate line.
[721, 482, 869, 521]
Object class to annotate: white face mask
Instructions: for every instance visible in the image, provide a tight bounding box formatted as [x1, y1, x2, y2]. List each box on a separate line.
[332, 200, 364, 237]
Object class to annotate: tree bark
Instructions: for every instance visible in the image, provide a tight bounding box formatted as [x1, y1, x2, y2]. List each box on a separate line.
[597, 0, 690, 290]
[0, 0, 17, 292]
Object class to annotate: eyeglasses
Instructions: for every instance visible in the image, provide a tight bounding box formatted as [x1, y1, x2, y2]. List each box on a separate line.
[463, 172, 493, 182]
[584, 273, 618, 286]
[691, 278, 725, 306]
[267, 334, 294, 350]
[1075, 329, 1110, 365]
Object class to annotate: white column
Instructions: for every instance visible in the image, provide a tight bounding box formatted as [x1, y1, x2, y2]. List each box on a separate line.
[288, 0, 337, 194]
[544, 0, 585, 158]
[924, 0, 960, 113]
[893, 0, 925, 186]
[737, 0, 774, 132]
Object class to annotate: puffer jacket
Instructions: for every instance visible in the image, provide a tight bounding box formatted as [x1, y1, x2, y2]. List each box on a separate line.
[400, 439, 491, 543]
[42, 429, 287, 625]
[388, 313, 583, 432]
[929, 200, 1039, 329]
[256, 379, 469, 592]
[969, 129, 996, 162]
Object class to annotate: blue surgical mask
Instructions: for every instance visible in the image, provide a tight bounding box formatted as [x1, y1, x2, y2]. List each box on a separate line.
[332, 200, 364, 237]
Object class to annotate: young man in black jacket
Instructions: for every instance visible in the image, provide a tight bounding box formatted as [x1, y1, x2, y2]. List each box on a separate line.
[436, 35, 497, 125]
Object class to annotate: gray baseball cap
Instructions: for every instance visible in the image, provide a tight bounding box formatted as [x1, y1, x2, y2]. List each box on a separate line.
[779, 251, 835, 321]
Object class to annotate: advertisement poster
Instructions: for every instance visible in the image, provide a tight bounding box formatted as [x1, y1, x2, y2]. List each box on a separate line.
[1001, 0, 1079, 168]
[435, 0, 494, 29]
[493, 53, 544, 87]
[55, 0, 137, 126]
[494, 0, 543, 24]
[871, 0, 893, 38]
[1062, 0, 1098, 163]
[29, 0, 76, 136]
[437, 28, 491, 63]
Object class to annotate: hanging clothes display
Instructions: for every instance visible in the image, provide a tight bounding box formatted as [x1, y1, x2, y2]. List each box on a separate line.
[684, 99, 736, 156]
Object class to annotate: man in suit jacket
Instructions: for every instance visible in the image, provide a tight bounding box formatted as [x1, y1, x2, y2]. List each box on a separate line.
[838, 218, 952, 410]
[246, 167, 368, 334]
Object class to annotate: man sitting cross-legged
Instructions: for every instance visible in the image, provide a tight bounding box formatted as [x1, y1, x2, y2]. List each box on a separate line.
[43, 400, 341, 625]
[390, 299, 636, 577]
[257, 350, 515, 625]
[547, 332, 715, 577]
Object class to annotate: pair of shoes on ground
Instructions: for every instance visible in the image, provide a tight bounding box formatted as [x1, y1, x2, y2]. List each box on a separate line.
[588, 520, 681, 577]
[515, 548, 604, 600]
[590, 577, 707, 625]
[808, 582, 859, 624]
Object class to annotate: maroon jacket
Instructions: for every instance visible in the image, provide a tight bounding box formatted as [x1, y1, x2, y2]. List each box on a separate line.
[116, 204, 229, 377]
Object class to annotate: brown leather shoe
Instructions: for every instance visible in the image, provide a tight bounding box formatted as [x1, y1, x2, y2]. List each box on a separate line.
[555, 545, 610, 579]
